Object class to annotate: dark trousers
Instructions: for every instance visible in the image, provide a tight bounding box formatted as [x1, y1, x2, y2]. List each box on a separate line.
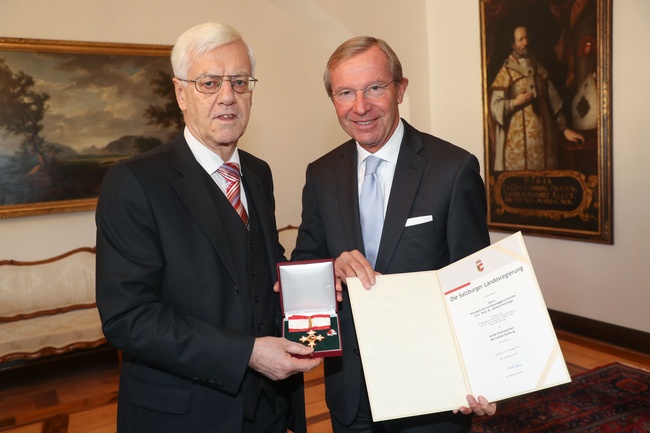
[242, 393, 289, 433]
[331, 379, 471, 433]
[331, 410, 471, 433]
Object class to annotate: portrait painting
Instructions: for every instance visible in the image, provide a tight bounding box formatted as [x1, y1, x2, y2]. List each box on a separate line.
[0, 38, 182, 218]
[480, 0, 612, 243]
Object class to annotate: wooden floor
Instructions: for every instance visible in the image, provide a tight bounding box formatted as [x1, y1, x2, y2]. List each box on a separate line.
[1, 330, 649, 433]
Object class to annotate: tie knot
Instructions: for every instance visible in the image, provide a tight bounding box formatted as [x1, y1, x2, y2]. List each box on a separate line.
[365, 155, 383, 175]
[217, 162, 241, 183]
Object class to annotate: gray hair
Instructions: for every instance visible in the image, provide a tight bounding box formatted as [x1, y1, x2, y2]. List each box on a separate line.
[171, 22, 256, 80]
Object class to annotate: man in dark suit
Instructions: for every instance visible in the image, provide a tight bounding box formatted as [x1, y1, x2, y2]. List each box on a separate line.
[292, 36, 497, 432]
[95, 22, 320, 433]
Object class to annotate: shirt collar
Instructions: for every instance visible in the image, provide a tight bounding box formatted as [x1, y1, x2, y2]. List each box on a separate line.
[184, 126, 242, 175]
[356, 119, 404, 167]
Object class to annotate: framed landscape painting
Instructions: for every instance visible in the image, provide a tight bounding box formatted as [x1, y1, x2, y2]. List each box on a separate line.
[480, 0, 612, 243]
[0, 37, 182, 218]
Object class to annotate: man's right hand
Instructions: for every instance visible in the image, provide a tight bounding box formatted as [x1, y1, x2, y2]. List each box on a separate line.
[334, 250, 379, 299]
[512, 91, 534, 109]
[249, 336, 321, 381]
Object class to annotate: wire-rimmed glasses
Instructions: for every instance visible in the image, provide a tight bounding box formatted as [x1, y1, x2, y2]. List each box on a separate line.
[177, 75, 258, 94]
[330, 82, 395, 105]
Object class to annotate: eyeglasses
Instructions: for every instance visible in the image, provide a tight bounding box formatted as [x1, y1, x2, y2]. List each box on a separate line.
[177, 75, 258, 94]
[330, 82, 395, 105]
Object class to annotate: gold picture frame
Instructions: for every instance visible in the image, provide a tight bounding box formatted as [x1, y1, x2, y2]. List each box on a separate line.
[0, 37, 179, 218]
[480, 0, 612, 243]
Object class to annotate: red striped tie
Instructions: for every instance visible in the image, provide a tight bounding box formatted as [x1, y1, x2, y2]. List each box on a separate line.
[217, 162, 249, 228]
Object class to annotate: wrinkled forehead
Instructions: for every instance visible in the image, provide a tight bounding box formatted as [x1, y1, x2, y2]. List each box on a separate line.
[331, 47, 392, 85]
[187, 42, 253, 77]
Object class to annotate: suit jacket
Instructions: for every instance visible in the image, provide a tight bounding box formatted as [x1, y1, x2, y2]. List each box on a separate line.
[292, 119, 490, 426]
[95, 134, 305, 433]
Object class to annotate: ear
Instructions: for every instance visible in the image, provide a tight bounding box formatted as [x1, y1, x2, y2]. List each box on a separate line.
[173, 78, 187, 111]
[396, 78, 409, 104]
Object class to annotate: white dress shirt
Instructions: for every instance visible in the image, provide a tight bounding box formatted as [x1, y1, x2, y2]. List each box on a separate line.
[183, 127, 249, 214]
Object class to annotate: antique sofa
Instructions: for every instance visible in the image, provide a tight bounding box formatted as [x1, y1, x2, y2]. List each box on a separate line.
[0, 226, 301, 367]
[0, 247, 105, 365]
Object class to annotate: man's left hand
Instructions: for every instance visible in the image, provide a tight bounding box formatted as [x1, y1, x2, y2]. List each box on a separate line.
[455, 395, 497, 416]
[564, 128, 585, 143]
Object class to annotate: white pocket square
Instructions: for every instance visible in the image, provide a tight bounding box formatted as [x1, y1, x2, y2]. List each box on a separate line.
[405, 215, 433, 227]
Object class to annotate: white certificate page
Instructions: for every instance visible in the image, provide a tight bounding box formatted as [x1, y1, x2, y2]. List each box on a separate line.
[347, 270, 469, 421]
[437, 233, 570, 402]
[347, 232, 570, 422]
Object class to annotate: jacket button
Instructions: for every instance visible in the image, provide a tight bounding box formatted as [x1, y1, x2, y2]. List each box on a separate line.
[254, 295, 262, 303]
[257, 323, 264, 330]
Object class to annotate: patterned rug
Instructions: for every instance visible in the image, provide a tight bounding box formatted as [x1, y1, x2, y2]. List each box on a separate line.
[471, 363, 650, 432]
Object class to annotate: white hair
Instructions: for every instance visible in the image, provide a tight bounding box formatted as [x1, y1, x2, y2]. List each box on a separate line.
[171, 22, 256, 80]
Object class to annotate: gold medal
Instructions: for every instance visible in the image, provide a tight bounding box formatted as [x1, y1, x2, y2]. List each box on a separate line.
[299, 330, 325, 347]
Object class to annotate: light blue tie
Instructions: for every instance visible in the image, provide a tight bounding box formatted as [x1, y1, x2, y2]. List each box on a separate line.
[359, 155, 384, 269]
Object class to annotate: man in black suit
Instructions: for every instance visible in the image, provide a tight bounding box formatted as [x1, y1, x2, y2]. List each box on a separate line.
[292, 36, 497, 432]
[95, 22, 320, 433]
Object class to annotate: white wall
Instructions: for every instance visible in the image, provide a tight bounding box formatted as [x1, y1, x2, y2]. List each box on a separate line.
[0, 0, 648, 333]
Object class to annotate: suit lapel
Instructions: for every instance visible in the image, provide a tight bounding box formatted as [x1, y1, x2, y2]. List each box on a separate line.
[169, 137, 241, 285]
[239, 153, 278, 274]
[376, 122, 426, 271]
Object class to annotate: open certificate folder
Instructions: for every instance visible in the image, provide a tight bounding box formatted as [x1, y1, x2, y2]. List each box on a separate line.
[346, 232, 570, 422]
